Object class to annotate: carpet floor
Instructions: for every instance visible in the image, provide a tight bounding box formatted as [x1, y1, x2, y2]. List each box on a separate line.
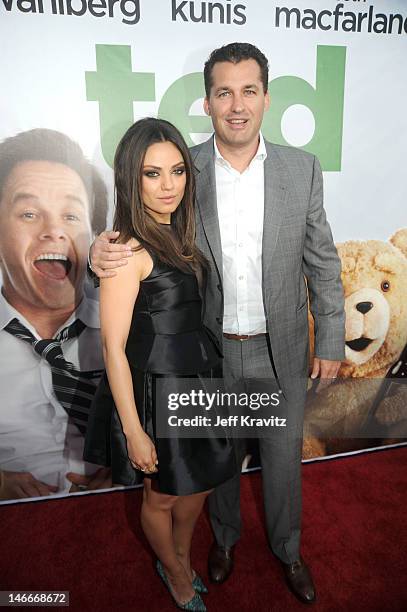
[1, 447, 406, 611]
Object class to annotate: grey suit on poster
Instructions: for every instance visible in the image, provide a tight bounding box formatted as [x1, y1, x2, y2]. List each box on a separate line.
[190, 135, 345, 563]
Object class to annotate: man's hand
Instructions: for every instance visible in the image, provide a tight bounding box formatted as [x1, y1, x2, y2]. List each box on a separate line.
[90, 231, 133, 279]
[310, 358, 341, 393]
[0, 470, 59, 500]
[66, 468, 112, 492]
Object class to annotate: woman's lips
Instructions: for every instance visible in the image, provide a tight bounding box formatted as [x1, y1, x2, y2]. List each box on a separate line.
[159, 196, 176, 204]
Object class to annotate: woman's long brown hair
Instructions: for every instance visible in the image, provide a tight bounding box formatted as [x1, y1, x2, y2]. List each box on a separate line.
[113, 117, 207, 273]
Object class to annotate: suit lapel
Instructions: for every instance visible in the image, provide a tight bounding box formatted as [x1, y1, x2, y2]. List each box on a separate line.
[262, 142, 288, 267]
[194, 137, 223, 282]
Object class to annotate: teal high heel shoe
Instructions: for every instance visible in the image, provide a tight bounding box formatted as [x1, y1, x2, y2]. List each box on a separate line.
[156, 560, 207, 611]
[192, 570, 209, 594]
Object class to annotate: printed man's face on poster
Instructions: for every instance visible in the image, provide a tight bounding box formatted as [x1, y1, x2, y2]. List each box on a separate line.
[0, 160, 93, 313]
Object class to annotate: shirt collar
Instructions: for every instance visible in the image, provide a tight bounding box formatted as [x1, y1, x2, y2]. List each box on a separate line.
[0, 290, 100, 337]
[62, 295, 100, 330]
[213, 132, 267, 169]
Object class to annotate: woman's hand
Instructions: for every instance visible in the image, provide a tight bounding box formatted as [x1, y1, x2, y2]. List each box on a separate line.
[126, 430, 158, 474]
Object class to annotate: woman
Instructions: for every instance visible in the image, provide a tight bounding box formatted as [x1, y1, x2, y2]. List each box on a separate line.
[84, 118, 235, 610]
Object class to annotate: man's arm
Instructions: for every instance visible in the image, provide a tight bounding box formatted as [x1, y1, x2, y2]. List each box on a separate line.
[302, 156, 345, 378]
[88, 231, 133, 280]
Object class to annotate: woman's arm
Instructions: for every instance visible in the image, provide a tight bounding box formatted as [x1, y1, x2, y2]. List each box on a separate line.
[99, 242, 157, 471]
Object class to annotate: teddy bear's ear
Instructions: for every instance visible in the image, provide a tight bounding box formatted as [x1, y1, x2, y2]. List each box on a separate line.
[390, 228, 407, 259]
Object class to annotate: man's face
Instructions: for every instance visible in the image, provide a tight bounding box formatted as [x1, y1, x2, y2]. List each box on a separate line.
[204, 59, 270, 150]
[0, 160, 93, 312]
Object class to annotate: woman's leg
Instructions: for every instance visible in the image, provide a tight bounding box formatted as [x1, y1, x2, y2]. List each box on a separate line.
[141, 479, 194, 604]
[172, 489, 212, 579]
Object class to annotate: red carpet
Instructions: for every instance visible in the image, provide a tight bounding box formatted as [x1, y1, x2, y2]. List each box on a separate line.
[1, 447, 406, 611]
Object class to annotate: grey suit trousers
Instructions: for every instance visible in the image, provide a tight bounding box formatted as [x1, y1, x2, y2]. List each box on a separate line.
[208, 334, 304, 564]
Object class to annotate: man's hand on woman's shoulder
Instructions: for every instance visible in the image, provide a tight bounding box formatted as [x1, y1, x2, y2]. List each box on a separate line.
[90, 230, 133, 279]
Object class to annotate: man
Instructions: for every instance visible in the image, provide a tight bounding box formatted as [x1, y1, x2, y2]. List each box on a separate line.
[89, 43, 345, 603]
[0, 128, 112, 501]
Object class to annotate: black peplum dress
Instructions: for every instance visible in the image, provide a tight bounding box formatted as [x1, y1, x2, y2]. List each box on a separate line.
[84, 232, 236, 496]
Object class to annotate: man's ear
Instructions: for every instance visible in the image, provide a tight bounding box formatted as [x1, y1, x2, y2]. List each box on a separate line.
[264, 91, 271, 112]
[203, 97, 211, 116]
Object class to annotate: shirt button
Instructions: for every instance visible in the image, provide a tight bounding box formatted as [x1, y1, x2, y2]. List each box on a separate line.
[238, 275, 244, 280]
[238, 243, 243, 248]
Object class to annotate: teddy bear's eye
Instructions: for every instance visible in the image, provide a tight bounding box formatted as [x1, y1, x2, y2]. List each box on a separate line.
[381, 280, 390, 292]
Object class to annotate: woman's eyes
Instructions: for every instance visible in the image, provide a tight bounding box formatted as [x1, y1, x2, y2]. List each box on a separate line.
[144, 167, 185, 178]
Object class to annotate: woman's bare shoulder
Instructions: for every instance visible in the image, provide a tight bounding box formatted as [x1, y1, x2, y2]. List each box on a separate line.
[125, 237, 142, 250]
[125, 237, 153, 279]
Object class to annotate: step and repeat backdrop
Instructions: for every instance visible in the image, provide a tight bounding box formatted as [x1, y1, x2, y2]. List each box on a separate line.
[0, 0, 406, 503]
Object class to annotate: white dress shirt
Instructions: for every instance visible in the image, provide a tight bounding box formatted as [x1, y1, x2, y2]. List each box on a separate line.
[214, 134, 267, 335]
[0, 291, 104, 496]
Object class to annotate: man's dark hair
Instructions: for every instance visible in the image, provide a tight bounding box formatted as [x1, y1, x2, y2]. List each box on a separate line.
[204, 42, 269, 97]
[0, 129, 107, 234]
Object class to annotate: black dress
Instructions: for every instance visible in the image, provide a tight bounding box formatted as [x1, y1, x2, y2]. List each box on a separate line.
[84, 235, 236, 495]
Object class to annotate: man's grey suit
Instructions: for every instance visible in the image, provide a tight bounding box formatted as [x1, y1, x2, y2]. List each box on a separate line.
[190, 136, 345, 563]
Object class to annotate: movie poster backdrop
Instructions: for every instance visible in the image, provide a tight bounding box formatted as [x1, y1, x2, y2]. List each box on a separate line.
[0, 0, 406, 503]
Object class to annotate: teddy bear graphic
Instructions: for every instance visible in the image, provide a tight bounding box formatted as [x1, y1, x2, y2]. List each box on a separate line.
[302, 228, 407, 459]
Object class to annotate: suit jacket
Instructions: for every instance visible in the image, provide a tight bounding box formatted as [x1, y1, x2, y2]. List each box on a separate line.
[191, 136, 345, 384]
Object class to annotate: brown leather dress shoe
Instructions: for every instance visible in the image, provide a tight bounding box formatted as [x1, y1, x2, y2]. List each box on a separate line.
[281, 557, 316, 604]
[208, 542, 234, 584]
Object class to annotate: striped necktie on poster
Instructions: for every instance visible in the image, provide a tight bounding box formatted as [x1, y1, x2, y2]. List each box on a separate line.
[4, 318, 103, 434]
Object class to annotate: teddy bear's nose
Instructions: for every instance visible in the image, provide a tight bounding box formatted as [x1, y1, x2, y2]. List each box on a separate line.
[356, 301, 373, 315]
